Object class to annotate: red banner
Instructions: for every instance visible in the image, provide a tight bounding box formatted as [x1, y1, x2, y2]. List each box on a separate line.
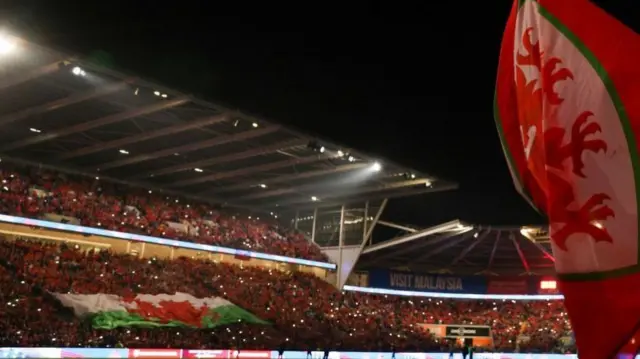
[486, 278, 528, 294]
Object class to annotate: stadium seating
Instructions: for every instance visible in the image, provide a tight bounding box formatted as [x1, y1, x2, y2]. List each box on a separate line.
[0, 164, 329, 262]
[0, 238, 574, 353]
[0, 163, 575, 353]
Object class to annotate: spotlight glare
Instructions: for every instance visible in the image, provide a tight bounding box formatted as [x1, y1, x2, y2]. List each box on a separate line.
[0, 35, 16, 54]
[371, 162, 382, 172]
[71, 66, 86, 76]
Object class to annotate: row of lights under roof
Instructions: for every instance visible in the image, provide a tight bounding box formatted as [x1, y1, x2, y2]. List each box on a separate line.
[250, 162, 380, 203]
[308, 141, 358, 162]
[25, 127, 382, 191]
[159, 123, 259, 171]
[234, 120, 260, 128]
[4, 40, 378, 205]
[25, 63, 175, 135]
[116, 121, 260, 161]
[72, 64, 174, 101]
[4, 40, 262, 169]
[25, 126, 386, 201]
[0, 36, 329, 207]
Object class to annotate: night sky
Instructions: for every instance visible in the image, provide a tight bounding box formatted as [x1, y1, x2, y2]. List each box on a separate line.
[1, 1, 637, 229]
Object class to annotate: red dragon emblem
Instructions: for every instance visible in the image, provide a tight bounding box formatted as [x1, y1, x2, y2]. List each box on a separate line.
[123, 296, 212, 327]
[516, 27, 615, 251]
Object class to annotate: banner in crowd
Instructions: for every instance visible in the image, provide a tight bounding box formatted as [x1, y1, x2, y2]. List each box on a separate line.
[418, 324, 491, 338]
[419, 324, 493, 348]
[444, 325, 491, 338]
[0, 348, 587, 359]
[368, 269, 487, 293]
[53, 292, 268, 329]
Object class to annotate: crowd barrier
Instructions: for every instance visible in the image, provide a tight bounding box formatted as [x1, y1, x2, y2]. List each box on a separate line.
[0, 348, 583, 359]
[0, 214, 336, 270]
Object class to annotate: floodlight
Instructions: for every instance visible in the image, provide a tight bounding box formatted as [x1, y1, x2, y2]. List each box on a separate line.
[0, 34, 16, 55]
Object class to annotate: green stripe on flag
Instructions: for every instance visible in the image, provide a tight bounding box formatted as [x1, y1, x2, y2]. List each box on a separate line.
[91, 306, 269, 330]
[92, 311, 184, 329]
[204, 305, 270, 327]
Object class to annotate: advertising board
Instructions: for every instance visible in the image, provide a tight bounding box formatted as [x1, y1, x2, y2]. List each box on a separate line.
[368, 269, 487, 294]
[367, 269, 564, 296]
[61, 348, 129, 358]
[128, 349, 182, 359]
[182, 350, 228, 359]
[0, 348, 590, 359]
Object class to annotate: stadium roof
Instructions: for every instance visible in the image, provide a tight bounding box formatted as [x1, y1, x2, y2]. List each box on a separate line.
[357, 222, 554, 275]
[0, 35, 457, 213]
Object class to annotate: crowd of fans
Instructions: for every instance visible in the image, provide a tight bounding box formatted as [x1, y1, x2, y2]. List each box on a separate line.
[0, 237, 573, 353]
[0, 164, 328, 262]
[0, 163, 575, 353]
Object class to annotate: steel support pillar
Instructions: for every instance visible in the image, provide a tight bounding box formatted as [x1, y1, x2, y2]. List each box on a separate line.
[294, 210, 299, 230]
[337, 200, 387, 288]
[337, 204, 346, 287]
[311, 208, 318, 243]
[364, 199, 388, 245]
[362, 201, 369, 242]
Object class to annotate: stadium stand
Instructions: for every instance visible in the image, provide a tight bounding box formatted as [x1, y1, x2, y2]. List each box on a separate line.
[0, 35, 574, 355]
[0, 162, 328, 262]
[0, 234, 573, 353]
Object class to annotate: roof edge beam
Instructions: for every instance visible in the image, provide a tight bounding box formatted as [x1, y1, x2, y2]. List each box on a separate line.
[208, 163, 368, 194]
[99, 126, 280, 171]
[259, 181, 458, 208]
[59, 113, 229, 160]
[171, 154, 331, 188]
[237, 177, 428, 202]
[0, 61, 62, 91]
[149, 139, 306, 177]
[0, 81, 129, 129]
[377, 220, 417, 233]
[411, 231, 475, 262]
[361, 220, 466, 254]
[267, 184, 458, 211]
[369, 230, 465, 262]
[0, 97, 189, 152]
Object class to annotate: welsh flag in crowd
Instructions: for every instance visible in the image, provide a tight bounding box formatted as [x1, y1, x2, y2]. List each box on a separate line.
[495, 0, 639, 358]
[52, 292, 269, 329]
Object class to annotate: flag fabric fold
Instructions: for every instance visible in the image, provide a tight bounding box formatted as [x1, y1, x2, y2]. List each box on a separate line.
[495, 0, 640, 358]
[52, 292, 269, 330]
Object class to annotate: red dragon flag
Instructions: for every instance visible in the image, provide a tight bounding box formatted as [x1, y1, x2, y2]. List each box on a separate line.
[495, 0, 640, 358]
